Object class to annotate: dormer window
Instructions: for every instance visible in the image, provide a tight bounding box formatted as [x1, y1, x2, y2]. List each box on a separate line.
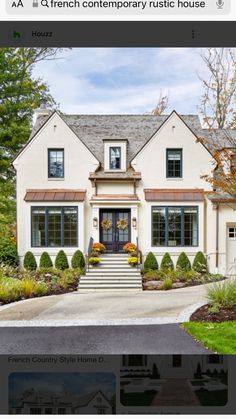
[109, 147, 121, 169]
[103, 140, 127, 171]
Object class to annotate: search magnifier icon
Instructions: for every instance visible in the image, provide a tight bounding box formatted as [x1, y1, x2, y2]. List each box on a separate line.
[41, 0, 49, 6]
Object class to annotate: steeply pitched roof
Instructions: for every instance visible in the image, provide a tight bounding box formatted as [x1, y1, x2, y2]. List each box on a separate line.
[22, 111, 236, 167]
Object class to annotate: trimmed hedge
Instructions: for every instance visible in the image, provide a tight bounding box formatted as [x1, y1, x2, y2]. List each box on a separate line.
[23, 251, 37, 271]
[193, 251, 207, 273]
[176, 252, 191, 271]
[71, 250, 85, 269]
[144, 252, 158, 270]
[55, 250, 69, 270]
[160, 253, 174, 271]
[39, 252, 53, 269]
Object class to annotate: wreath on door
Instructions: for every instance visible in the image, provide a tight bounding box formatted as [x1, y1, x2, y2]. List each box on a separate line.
[117, 218, 128, 230]
[101, 219, 112, 230]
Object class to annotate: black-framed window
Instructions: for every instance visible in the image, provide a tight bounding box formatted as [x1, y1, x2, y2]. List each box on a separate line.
[30, 408, 42, 415]
[48, 149, 64, 178]
[166, 148, 182, 178]
[207, 355, 223, 364]
[31, 206, 78, 247]
[109, 146, 121, 169]
[58, 408, 66, 414]
[152, 206, 198, 247]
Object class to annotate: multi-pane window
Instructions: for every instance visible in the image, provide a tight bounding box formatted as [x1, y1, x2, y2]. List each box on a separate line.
[48, 149, 64, 178]
[207, 355, 223, 364]
[152, 206, 198, 247]
[109, 147, 121, 169]
[45, 408, 53, 414]
[30, 408, 42, 414]
[167, 149, 182, 178]
[228, 227, 236, 238]
[97, 409, 106, 414]
[32, 207, 78, 247]
[58, 408, 66, 414]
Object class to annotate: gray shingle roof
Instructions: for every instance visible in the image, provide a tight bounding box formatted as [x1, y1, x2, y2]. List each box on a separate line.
[29, 112, 236, 167]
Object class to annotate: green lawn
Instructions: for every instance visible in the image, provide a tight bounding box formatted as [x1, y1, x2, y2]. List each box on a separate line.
[182, 321, 236, 354]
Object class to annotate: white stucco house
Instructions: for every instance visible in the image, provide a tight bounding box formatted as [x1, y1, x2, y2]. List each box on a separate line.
[10, 389, 113, 414]
[13, 109, 236, 275]
[121, 354, 227, 379]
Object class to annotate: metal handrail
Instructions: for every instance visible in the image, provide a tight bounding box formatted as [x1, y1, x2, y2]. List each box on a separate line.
[86, 236, 94, 272]
[136, 237, 142, 272]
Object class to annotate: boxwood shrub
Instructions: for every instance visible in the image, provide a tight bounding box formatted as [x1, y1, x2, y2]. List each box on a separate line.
[23, 251, 37, 271]
[144, 252, 158, 270]
[192, 251, 207, 273]
[55, 250, 69, 270]
[39, 252, 53, 269]
[71, 250, 85, 269]
[176, 252, 191, 271]
[160, 252, 174, 271]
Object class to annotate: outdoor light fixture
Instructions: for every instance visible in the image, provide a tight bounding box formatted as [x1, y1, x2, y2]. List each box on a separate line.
[93, 217, 98, 228]
[132, 217, 137, 228]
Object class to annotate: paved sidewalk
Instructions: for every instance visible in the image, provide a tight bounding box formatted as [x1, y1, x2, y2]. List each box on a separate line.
[151, 378, 200, 406]
[0, 284, 208, 323]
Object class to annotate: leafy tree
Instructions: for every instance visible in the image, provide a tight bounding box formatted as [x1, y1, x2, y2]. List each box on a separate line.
[55, 250, 69, 270]
[198, 48, 236, 198]
[0, 48, 62, 231]
[199, 48, 236, 130]
[176, 252, 191, 271]
[0, 236, 18, 267]
[23, 251, 37, 270]
[144, 252, 158, 270]
[151, 91, 169, 115]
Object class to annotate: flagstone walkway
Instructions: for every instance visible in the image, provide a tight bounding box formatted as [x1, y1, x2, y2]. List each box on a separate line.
[151, 378, 200, 406]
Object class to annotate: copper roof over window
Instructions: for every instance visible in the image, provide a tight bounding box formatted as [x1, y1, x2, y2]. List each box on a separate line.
[144, 189, 205, 201]
[90, 194, 139, 201]
[24, 189, 86, 202]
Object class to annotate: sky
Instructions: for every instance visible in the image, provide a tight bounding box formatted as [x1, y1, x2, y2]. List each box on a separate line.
[9, 372, 116, 403]
[33, 47, 212, 115]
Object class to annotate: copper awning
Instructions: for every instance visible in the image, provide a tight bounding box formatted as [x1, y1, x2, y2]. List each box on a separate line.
[24, 189, 86, 202]
[144, 189, 205, 201]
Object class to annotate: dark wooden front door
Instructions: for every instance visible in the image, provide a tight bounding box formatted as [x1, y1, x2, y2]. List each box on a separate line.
[100, 209, 131, 253]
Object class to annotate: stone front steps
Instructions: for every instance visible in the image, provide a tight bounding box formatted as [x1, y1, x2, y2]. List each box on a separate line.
[78, 253, 142, 291]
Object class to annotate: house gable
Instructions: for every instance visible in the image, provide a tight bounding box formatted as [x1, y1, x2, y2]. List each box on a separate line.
[13, 111, 99, 168]
[13, 112, 99, 191]
[131, 111, 214, 191]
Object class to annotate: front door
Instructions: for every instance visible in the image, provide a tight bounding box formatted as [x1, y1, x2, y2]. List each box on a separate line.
[100, 209, 131, 253]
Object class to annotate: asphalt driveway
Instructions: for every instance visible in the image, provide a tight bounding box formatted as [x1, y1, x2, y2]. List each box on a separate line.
[0, 324, 211, 354]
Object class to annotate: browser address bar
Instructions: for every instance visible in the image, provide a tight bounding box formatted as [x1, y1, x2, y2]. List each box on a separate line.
[7, 0, 231, 15]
